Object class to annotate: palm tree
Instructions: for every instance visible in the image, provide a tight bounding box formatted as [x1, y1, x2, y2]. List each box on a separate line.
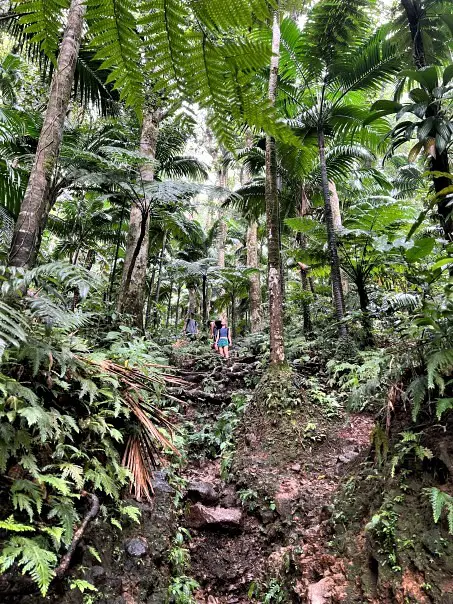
[266, 9, 285, 365]
[117, 118, 209, 327]
[274, 10, 402, 333]
[367, 64, 453, 240]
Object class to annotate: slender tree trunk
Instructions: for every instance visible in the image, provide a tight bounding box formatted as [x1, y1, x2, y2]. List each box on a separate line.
[401, 0, 452, 240]
[144, 266, 156, 328]
[318, 126, 346, 335]
[247, 220, 262, 332]
[9, 0, 86, 268]
[329, 180, 349, 294]
[400, 0, 426, 69]
[108, 196, 126, 303]
[356, 273, 373, 345]
[188, 286, 197, 314]
[153, 231, 167, 327]
[431, 152, 452, 241]
[300, 267, 312, 334]
[166, 279, 173, 329]
[202, 275, 207, 327]
[231, 293, 236, 335]
[174, 284, 181, 329]
[217, 165, 228, 268]
[266, 10, 285, 365]
[118, 109, 162, 328]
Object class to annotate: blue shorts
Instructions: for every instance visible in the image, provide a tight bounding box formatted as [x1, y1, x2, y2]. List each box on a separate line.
[218, 337, 229, 347]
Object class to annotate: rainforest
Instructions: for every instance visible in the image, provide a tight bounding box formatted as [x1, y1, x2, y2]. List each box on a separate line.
[0, 0, 452, 602]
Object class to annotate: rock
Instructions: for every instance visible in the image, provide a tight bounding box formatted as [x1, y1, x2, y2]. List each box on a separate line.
[291, 463, 301, 472]
[259, 507, 276, 524]
[124, 536, 149, 557]
[307, 577, 335, 604]
[337, 447, 359, 464]
[220, 486, 238, 508]
[186, 503, 242, 530]
[152, 470, 175, 494]
[187, 480, 219, 505]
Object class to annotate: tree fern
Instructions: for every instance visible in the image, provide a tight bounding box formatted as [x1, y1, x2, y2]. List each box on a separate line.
[87, 0, 144, 112]
[12, 0, 69, 63]
[0, 536, 57, 595]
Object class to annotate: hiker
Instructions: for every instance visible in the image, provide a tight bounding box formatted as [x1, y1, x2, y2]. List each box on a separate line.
[213, 319, 222, 351]
[184, 313, 198, 340]
[215, 320, 232, 359]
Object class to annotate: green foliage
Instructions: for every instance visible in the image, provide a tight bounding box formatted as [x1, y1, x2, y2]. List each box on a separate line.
[365, 500, 402, 572]
[426, 488, 453, 534]
[248, 577, 289, 603]
[390, 431, 433, 477]
[0, 535, 58, 595]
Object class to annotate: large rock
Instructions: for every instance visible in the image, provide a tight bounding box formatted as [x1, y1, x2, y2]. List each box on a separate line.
[186, 481, 219, 505]
[125, 536, 149, 557]
[307, 577, 335, 604]
[186, 503, 242, 530]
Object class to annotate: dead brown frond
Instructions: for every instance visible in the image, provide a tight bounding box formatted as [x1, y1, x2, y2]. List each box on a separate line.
[80, 356, 181, 502]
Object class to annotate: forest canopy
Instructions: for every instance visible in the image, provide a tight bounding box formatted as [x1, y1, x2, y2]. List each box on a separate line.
[0, 0, 452, 601]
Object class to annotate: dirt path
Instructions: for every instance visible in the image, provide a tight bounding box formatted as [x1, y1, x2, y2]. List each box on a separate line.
[173, 351, 375, 603]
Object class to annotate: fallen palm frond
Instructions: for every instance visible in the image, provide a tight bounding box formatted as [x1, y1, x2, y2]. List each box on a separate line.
[80, 356, 180, 502]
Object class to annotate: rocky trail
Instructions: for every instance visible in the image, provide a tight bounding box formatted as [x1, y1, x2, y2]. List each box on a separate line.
[170, 348, 376, 603]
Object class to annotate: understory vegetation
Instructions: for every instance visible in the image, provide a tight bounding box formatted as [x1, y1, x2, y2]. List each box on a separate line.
[0, 0, 452, 601]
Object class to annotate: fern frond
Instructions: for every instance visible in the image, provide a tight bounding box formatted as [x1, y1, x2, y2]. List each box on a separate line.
[87, 0, 144, 113]
[427, 349, 453, 390]
[426, 487, 453, 534]
[0, 516, 34, 532]
[0, 536, 57, 595]
[12, 0, 68, 63]
[436, 398, 453, 421]
[0, 300, 28, 353]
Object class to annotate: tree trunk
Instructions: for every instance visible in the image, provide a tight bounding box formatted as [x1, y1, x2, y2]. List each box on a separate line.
[400, 0, 452, 240]
[318, 127, 346, 335]
[118, 109, 162, 328]
[9, 0, 86, 268]
[266, 10, 285, 365]
[188, 286, 197, 315]
[247, 220, 261, 332]
[300, 267, 312, 334]
[144, 265, 156, 329]
[174, 284, 181, 329]
[166, 279, 173, 329]
[329, 180, 349, 294]
[431, 151, 452, 241]
[153, 231, 167, 327]
[108, 196, 126, 303]
[231, 293, 236, 335]
[356, 273, 373, 345]
[217, 163, 228, 268]
[202, 275, 207, 327]
[400, 0, 426, 69]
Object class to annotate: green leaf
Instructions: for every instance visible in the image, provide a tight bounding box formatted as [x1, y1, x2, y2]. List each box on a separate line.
[436, 398, 453, 420]
[0, 516, 35, 533]
[405, 237, 435, 263]
[443, 64, 453, 86]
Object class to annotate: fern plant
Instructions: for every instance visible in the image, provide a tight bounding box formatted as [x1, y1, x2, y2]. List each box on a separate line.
[426, 487, 453, 535]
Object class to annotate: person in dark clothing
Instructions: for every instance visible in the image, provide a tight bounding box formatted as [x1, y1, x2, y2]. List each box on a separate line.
[184, 313, 198, 340]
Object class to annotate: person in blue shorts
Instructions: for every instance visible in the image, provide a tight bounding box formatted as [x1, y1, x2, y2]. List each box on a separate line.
[215, 320, 232, 359]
